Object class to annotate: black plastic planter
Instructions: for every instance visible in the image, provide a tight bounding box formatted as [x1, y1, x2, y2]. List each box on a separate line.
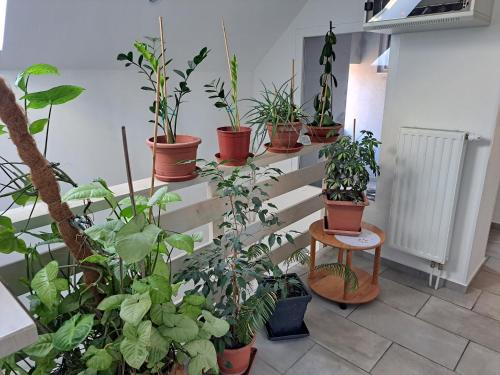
[263, 273, 312, 340]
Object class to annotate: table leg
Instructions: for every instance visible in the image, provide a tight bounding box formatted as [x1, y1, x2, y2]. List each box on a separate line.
[309, 237, 317, 279]
[338, 249, 344, 264]
[343, 250, 352, 300]
[372, 246, 381, 285]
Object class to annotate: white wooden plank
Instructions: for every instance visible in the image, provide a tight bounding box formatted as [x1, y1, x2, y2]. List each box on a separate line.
[0, 281, 38, 358]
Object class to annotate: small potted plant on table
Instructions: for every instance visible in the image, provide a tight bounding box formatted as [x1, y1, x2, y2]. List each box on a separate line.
[320, 128, 381, 235]
[248, 79, 307, 154]
[118, 36, 209, 182]
[177, 162, 299, 374]
[306, 21, 344, 143]
[205, 20, 252, 166]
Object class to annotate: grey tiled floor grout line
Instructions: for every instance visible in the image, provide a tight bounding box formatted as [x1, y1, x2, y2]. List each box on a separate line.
[453, 340, 471, 373]
[368, 341, 394, 374]
[282, 343, 316, 374]
[470, 289, 483, 311]
[414, 293, 432, 316]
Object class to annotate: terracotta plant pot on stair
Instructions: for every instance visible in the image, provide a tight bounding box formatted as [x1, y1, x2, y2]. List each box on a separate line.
[266, 122, 303, 153]
[323, 194, 369, 236]
[147, 135, 201, 182]
[306, 123, 343, 143]
[217, 337, 256, 375]
[216, 126, 252, 166]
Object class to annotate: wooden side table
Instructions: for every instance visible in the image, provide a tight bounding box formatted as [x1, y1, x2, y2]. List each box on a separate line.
[308, 220, 385, 307]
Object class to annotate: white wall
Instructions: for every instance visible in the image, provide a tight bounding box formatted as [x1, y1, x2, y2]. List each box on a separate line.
[493, 187, 500, 223]
[254, 0, 500, 286]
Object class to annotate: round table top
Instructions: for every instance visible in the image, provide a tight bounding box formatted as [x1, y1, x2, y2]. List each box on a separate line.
[309, 220, 385, 250]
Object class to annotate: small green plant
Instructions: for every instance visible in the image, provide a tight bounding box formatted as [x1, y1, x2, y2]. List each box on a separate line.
[319, 130, 381, 202]
[177, 162, 299, 350]
[246, 80, 307, 151]
[204, 55, 241, 132]
[117, 38, 209, 143]
[311, 22, 338, 127]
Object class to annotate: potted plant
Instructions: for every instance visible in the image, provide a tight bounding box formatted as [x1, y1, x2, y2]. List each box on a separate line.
[176, 162, 298, 374]
[319, 129, 381, 235]
[247, 80, 307, 154]
[204, 20, 252, 166]
[306, 21, 344, 143]
[0, 72, 229, 375]
[118, 38, 209, 182]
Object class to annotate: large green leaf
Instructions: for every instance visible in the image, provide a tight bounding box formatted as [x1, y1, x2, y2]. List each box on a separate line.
[132, 275, 171, 304]
[165, 233, 194, 254]
[53, 314, 94, 351]
[62, 182, 114, 202]
[119, 292, 151, 326]
[29, 118, 49, 135]
[201, 310, 230, 338]
[159, 314, 199, 342]
[118, 195, 148, 218]
[15, 64, 59, 92]
[185, 339, 218, 375]
[120, 320, 151, 369]
[83, 346, 114, 371]
[148, 186, 181, 209]
[115, 215, 161, 263]
[0, 215, 27, 254]
[31, 261, 60, 307]
[22, 85, 85, 109]
[84, 219, 124, 249]
[97, 294, 129, 311]
[148, 327, 170, 365]
[23, 334, 53, 357]
[150, 302, 176, 325]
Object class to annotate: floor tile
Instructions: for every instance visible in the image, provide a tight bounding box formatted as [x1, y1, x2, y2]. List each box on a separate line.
[382, 268, 481, 309]
[486, 242, 500, 258]
[285, 345, 368, 375]
[250, 357, 281, 375]
[488, 229, 500, 245]
[255, 331, 314, 373]
[456, 342, 500, 375]
[371, 344, 454, 375]
[484, 257, 500, 274]
[471, 270, 500, 296]
[305, 300, 391, 372]
[473, 291, 500, 321]
[349, 300, 467, 369]
[418, 296, 500, 353]
[377, 277, 430, 315]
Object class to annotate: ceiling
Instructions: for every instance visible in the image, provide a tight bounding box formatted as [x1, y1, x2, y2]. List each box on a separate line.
[0, 0, 308, 72]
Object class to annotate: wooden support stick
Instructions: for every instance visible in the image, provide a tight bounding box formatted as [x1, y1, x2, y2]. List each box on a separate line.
[353, 118, 357, 141]
[159, 16, 172, 142]
[148, 69, 162, 221]
[121, 126, 136, 216]
[291, 59, 295, 122]
[222, 17, 233, 85]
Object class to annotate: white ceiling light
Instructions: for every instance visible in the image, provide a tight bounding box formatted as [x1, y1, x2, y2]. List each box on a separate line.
[0, 0, 6, 50]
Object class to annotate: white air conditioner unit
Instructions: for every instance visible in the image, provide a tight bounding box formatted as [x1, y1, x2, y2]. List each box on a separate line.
[363, 0, 494, 34]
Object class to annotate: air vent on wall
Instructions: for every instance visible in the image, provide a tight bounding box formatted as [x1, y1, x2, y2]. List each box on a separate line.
[363, 0, 494, 34]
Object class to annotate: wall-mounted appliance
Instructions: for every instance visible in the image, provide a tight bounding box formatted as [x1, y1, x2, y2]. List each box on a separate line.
[363, 0, 494, 34]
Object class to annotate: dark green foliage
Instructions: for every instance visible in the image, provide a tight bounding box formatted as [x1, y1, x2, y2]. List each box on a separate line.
[311, 24, 338, 127]
[319, 130, 381, 202]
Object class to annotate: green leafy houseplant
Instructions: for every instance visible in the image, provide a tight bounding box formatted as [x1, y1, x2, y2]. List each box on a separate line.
[247, 80, 307, 152]
[306, 22, 344, 144]
[176, 162, 297, 372]
[319, 130, 381, 233]
[117, 38, 209, 144]
[0, 68, 228, 375]
[118, 38, 209, 182]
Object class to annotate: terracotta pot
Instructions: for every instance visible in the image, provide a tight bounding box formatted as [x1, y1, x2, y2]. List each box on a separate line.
[217, 126, 251, 166]
[267, 122, 302, 149]
[167, 364, 186, 375]
[306, 124, 343, 144]
[323, 194, 369, 236]
[217, 337, 255, 375]
[147, 135, 201, 182]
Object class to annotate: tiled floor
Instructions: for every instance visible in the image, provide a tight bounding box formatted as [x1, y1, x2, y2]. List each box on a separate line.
[251, 227, 500, 375]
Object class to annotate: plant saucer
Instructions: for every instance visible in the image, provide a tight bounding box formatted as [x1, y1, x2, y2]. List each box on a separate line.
[265, 321, 310, 341]
[264, 142, 304, 154]
[214, 153, 255, 167]
[323, 216, 362, 236]
[155, 167, 200, 182]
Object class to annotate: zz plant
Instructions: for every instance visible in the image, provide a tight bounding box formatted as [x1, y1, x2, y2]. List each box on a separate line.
[311, 22, 338, 127]
[177, 162, 297, 350]
[320, 130, 381, 202]
[117, 38, 209, 143]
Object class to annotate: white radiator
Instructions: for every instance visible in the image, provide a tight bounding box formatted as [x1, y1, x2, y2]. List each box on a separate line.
[388, 127, 468, 264]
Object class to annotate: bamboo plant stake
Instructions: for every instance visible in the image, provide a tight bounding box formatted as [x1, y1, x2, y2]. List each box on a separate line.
[290, 59, 296, 122]
[159, 16, 174, 143]
[148, 68, 162, 221]
[221, 17, 241, 130]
